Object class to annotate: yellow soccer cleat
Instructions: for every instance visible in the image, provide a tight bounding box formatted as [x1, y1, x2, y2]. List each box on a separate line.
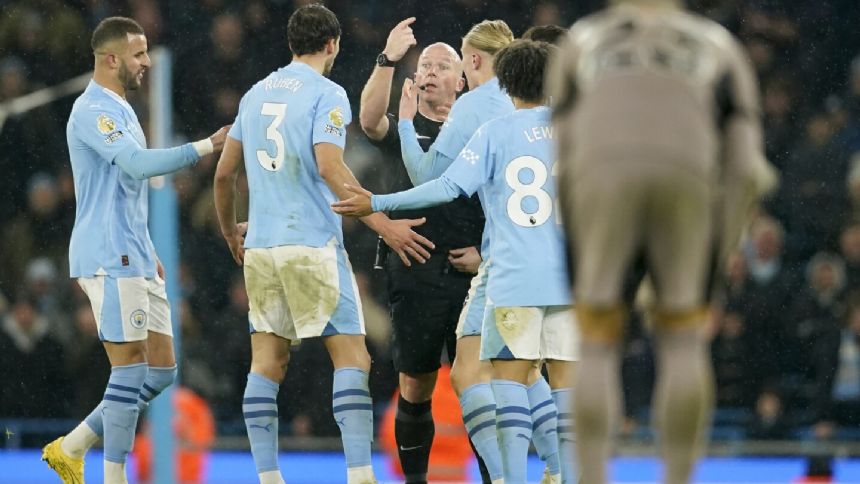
[41, 437, 84, 484]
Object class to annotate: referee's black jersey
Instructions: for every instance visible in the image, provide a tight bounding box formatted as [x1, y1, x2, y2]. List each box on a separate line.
[369, 113, 484, 252]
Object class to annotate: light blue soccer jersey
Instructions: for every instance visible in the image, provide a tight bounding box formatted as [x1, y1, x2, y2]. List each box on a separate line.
[67, 80, 155, 278]
[434, 77, 514, 161]
[229, 62, 352, 249]
[447, 107, 570, 306]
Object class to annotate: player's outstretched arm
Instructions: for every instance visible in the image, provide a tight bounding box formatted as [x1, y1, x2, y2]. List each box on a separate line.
[359, 17, 417, 140]
[332, 175, 461, 217]
[316, 142, 435, 266]
[114, 125, 229, 180]
[214, 135, 247, 266]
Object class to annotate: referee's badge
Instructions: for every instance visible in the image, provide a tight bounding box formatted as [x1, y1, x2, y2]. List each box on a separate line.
[97, 114, 117, 134]
[129, 309, 147, 329]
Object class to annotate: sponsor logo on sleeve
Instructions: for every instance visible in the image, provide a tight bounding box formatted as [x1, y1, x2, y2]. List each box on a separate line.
[328, 106, 344, 128]
[97, 114, 116, 134]
[98, 113, 124, 144]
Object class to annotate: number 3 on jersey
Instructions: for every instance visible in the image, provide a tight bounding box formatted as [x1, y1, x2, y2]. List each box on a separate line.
[505, 156, 560, 227]
[257, 102, 287, 171]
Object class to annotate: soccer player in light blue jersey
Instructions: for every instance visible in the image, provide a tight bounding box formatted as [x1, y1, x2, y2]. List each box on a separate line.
[41, 16, 229, 484]
[335, 40, 579, 484]
[213, 5, 433, 484]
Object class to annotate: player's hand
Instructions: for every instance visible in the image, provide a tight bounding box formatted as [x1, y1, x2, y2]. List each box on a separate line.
[209, 125, 231, 152]
[331, 183, 374, 217]
[448, 246, 481, 274]
[383, 17, 417, 62]
[222, 223, 246, 266]
[156, 257, 166, 280]
[380, 217, 434, 267]
[399, 78, 419, 121]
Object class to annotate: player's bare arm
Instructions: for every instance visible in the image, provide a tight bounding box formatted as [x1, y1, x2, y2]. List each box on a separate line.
[214, 135, 247, 266]
[359, 17, 417, 140]
[315, 142, 434, 265]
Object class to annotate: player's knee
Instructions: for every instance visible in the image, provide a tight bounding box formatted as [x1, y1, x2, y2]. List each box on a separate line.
[575, 303, 626, 343]
[251, 352, 290, 383]
[400, 372, 436, 402]
[652, 306, 709, 330]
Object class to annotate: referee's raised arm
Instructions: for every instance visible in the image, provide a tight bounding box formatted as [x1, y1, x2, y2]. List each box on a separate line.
[359, 17, 417, 141]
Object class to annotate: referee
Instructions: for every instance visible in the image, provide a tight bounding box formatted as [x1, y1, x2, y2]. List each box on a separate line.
[358, 18, 487, 484]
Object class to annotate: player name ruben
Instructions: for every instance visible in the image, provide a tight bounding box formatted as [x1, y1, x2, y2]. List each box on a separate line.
[264, 77, 303, 92]
[523, 125, 553, 143]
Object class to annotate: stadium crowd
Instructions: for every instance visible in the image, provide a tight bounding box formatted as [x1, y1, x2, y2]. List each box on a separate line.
[2, 0, 860, 445]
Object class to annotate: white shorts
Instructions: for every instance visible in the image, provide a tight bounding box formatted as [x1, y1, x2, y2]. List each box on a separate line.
[480, 303, 579, 362]
[244, 239, 365, 342]
[77, 275, 172, 343]
[455, 260, 489, 339]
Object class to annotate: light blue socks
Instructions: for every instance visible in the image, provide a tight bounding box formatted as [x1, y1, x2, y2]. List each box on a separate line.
[101, 363, 148, 463]
[492, 380, 532, 484]
[332, 367, 374, 468]
[528, 378, 560, 477]
[85, 365, 177, 436]
[459, 383, 504, 480]
[553, 388, 577, 483]
[243, 372, 281, 473]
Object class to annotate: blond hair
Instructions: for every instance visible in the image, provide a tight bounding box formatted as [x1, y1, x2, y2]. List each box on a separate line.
[463, 20, 514, 56]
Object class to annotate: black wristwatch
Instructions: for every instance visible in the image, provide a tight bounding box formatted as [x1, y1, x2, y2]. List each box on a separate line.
[376, 52, 396, 68]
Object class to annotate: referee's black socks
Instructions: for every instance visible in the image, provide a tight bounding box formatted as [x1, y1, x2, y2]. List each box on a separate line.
[395, 396, 435, 483]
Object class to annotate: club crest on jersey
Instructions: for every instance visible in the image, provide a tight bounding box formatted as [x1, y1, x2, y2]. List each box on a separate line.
[97, 114, 117, 134]
[329, 107, 344, 128]
[129, 309, 147, 329]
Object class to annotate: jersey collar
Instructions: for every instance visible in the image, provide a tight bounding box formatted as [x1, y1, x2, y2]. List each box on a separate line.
[89, 79, 135, 113]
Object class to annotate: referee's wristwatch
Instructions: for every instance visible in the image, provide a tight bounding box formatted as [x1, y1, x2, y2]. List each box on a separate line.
[376, 52, 396, 68]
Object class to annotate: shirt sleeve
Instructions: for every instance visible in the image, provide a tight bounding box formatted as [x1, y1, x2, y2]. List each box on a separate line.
[443, 121, 495, 197]
[313, 85, 352, 149]
[397, 120, 455, 185]
[228, 95, 245, 141]
[371, 175, 463, 212]
[73, 104, 142, 164]
[431, 99, 478, 160]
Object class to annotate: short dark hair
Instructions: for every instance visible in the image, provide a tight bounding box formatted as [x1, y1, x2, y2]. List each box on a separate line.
[522, 25, 567, 45]
[287, 4, 341, 56]
[494, 39, 552, 103]
[91, 17, 144, 52]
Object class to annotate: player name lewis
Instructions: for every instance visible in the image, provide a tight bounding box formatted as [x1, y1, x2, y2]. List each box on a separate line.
[523, 125, 553, 143]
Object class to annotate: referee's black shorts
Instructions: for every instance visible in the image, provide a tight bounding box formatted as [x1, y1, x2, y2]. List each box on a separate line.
[385, 251, 473, 374]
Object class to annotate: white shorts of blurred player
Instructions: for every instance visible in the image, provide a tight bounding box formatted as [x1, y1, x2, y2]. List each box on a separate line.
[480, 303, 579, 362]
[77, 275, 172, 343]
[455, 260, 489, 339]
[243, 238, 365, 342]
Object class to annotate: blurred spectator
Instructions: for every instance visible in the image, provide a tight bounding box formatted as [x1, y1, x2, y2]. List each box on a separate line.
[737, 216, 799, 390]
[785, 253, 845, 379]
[0, 173, 71, 293]
[813, 296, 860, 438]
[748, 388, 791, 440]
[712, 309, 754, 408]
[0, 296, 69, 421]
[841, 223, 860, 291]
